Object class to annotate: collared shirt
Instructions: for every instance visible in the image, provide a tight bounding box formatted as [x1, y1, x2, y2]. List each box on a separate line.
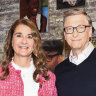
[11, 59, 39, 96]
[69, 42, 94, 65]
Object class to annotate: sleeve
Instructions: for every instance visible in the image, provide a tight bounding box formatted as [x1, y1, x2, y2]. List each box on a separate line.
[48, 71, 57, 96]
[39, 71, 57, 96]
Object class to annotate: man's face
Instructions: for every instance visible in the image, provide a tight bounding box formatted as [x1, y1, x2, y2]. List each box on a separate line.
[28, 0, 39, 15]
[64, 14, 92, 53]
[45, 51, 61, 72]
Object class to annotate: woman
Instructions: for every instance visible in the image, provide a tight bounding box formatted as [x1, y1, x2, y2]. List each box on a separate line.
[0, 19, 57, 96]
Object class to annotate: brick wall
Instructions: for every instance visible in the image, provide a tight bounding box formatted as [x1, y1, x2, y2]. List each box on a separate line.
[0, 0, 19, 60]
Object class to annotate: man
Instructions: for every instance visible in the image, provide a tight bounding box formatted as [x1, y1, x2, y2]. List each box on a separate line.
[55, 9, 96, 96]
[42, 40, 63, 72]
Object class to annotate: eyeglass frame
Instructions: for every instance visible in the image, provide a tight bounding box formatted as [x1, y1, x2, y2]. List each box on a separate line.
[63, 25, 91, 34]
[46, 53, 60, 61]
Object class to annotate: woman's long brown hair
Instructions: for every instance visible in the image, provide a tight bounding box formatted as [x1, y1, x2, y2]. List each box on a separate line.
[0, 19, 49, 82]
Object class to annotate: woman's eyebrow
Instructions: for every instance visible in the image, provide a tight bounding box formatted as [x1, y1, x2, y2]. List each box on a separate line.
[14, 32, 22, 35]
[28, 33, 32, 35]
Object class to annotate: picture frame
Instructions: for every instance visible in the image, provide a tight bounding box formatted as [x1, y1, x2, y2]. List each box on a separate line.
[20, 0, 48, 33]
[57, 0, 85, 9]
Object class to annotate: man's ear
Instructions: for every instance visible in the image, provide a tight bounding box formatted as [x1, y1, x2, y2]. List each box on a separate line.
[64, 32, 66, 40]
[89, 26, 92, 37]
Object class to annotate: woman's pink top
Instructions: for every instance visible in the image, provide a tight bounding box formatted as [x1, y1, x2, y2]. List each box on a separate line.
[0, 62, 57, 96]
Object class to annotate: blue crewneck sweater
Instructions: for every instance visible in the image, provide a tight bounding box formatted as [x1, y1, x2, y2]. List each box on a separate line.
[55, 48, 96, 96]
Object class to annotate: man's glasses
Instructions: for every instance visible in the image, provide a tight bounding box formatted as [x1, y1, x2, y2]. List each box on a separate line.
[64, 25, 90, 34]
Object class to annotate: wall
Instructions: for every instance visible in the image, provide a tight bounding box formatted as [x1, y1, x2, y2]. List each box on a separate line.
[0, 0, 19, 60]
[0, 0, 96, 60]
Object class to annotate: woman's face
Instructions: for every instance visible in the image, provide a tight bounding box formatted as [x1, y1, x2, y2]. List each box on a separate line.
[12, 24, 34, 58]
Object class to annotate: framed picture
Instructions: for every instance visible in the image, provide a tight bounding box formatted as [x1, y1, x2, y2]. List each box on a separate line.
[20, 0, 48, 33]
[42, 0, 48, 32]
[57, 0, 85, 9]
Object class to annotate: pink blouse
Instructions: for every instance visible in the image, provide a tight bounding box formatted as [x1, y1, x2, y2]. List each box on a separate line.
[0, 62, 57, 96]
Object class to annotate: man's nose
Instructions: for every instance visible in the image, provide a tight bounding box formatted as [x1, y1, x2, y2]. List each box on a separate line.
[72, 28, 79, 37]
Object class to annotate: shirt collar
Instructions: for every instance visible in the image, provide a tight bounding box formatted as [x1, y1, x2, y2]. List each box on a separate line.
[11, 58, 35, 73]
[69, 42, 94, 65]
